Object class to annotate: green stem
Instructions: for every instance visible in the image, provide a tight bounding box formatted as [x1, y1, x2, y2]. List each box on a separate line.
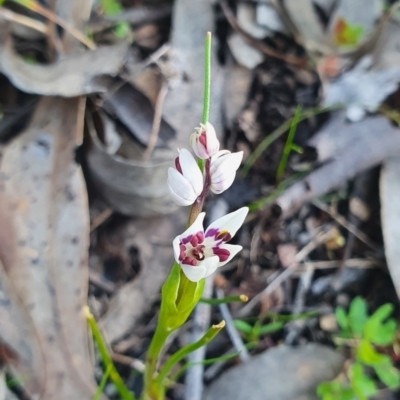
[201, 32, 212, 125]
[200, 294, 248, 305]
[144, 324, 170, 400]
[84, 307, 135, 400]
[241, 106, 335, 177]
[156, 321, 225, 387]
[276, 106, 302, 183]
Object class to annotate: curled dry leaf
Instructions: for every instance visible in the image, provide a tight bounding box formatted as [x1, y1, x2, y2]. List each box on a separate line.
[85, 110, 177, 217]
[0, 26, 128, 97]
[0, 98, 104, 399]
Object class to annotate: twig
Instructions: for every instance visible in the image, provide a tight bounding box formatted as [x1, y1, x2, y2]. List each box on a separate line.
[312, 199, 377, 250]
[183, 277, 213, 400]
[13, 0, 96, 50]
[219, 0, 307, 68]
[217, 288, 250, 362]
[90, 208, 113, 232]
[111, 352, 145, 374]
[237, 230, 335, 317]
[142, 80, 169, 161]
[0, 7, 47, 34]
[285, 263, 314, 344]
[89, 269, 116, 295]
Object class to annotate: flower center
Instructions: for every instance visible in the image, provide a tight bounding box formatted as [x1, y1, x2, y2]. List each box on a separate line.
[178, 232, 205, 266]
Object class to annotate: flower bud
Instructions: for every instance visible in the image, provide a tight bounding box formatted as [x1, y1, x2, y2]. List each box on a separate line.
[190, 122, 220, 159]
[167, 148, 204, 206]
[209, 150, 243, 194]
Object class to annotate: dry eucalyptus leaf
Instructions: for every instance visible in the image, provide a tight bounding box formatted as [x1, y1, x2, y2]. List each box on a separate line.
[380, 156, 400, 300]
[0, 98, 104, 399]
[275, 112, 400, 217]
[0, 29, 128, 97]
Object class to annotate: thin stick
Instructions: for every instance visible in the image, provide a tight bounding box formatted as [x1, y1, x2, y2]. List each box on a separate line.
[90, 208, 113, 232]
[142, 80, 169, 161]
[312, 199, 377, 250]
[12, 0, 96, 50]
[237, 230, 335, 317]
[202, 32, 212, 125]
[0, 7, 47, 33]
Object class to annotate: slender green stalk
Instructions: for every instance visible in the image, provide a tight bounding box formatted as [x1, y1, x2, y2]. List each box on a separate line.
[242, 106, 334, 177]
[84, 307, 135, 400]
[248, 171, 309, 211]
[200, 294, 248, 305]
[156, 321, 225, 387]
[202, 32, 212, 125]
[276, 106, 302, 183]
[143, 324, 170, 400]
[170, 351, 240, 382]
[94, 365, 112, 400]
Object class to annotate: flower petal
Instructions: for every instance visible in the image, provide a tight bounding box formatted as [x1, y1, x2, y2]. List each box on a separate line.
[200, 256, 220, 277]
[216, 244, 243, 267]
[181, 263, 207, 282]
[179, 148, 204, 196]
[177, 212, 206, 243]
[210, 171, 235, 194]
[172, 236, 181, 263]
[168, 184, 194, 206]
[205, 207, 248, 239]
[167, 167, 197, 205]
[210, 151, 243, 181]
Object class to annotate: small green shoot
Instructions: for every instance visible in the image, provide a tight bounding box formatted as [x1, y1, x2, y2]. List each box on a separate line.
[100, 0, 130, 38]
[318, 297, 400, 400]
[276, 106, 303, 183]
[85, 307, 135, 400]
[200, 294, 248, 306]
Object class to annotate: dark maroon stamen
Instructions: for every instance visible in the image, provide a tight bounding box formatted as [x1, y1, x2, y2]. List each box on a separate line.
[217, 231, 232, 242]
[175, 157, 183, 174]
[213, 247, 230, 262]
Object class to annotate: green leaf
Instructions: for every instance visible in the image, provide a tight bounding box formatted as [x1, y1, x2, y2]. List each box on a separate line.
[348, 297, 368, 336]
[101, 0, 123, 15]
[373, 361, 400, 390]
[317, 381, 354, 400]
[258, 321, 284, 335]
[356, 340, 389, 366]
[349, 362, 377, 400]
[233, 320, 253, 335]
[364, 304, 397, 346]
[159, 262, 205, 332]
[113, 22, 130, 39]
[335, 306, 349, 333]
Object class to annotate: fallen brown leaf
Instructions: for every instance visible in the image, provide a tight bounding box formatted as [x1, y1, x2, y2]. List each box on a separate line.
[0, 97, 103, 399]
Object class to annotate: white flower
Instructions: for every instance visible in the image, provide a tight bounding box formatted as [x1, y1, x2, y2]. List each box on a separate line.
[168, 148, 204, 206]
[209, 150, 243, 194]
[190, 122, 220, 159]
[173, 207, 249, 282]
